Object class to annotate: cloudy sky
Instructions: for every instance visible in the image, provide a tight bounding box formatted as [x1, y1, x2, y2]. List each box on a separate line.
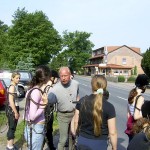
[0, 0, 150, 53]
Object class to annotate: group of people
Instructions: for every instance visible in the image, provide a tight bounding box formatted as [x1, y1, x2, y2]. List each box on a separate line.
[5, 64, 150, 150]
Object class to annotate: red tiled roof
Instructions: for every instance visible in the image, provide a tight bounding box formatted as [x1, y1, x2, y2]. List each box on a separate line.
[106, 64, 132, 69]
[107, 46, 120, 53]
[83, 63, 132, 69]
[107, 45, 141, 54]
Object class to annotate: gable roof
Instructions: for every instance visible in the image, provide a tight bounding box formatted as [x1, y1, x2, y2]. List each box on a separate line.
[107, 45, 141, 55]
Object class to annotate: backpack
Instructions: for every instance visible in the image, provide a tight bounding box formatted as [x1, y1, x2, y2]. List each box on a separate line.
[43, 85, 54, 122]
[24, 85, 54, 124]
[125, 95, 142, 136]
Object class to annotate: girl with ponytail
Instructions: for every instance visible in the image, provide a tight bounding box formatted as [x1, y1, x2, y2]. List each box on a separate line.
[126, 74, 149, 142]
[74, 75, 117, 150]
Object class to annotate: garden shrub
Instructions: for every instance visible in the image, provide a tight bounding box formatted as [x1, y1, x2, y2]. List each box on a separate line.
[127, 76, 136, 82]
[118, 75, 125, 82]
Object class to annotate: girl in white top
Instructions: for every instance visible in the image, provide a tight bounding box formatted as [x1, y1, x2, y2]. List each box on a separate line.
[127, 74, 149, 142]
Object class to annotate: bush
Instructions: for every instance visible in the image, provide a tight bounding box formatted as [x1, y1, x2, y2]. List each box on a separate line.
[14, 112, 59, 147]
[118, 75, 125, 82]
[78, 69, 84, 75]
[127, 76, 136, 83]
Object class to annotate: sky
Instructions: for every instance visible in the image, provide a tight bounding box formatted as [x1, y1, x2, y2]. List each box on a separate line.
[0, 0, 150, 53]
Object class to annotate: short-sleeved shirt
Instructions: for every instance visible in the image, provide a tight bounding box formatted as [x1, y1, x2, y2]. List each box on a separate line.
[48, 80, 79, 112]
[76, 94, 116, 140]
[127, 132, 150, 150]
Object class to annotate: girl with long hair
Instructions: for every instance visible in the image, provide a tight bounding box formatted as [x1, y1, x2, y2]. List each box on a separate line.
[126, 74, 149, 142]
[24, 65, 51, 150]
[74, 75, 117, 150]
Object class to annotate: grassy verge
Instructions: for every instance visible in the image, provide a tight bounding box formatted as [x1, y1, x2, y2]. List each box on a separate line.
[15, 112, 59, 147]
[0, 112, 8, 140]
[0, 112, 59, 147]
[0, 112, 8, 144]
[0, 112, 7, 126]
[53, 112, 59, 135]
[14, 121, 26, 148]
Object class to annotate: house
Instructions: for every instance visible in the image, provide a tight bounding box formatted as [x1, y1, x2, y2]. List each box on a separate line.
[83, 45, 144, 76]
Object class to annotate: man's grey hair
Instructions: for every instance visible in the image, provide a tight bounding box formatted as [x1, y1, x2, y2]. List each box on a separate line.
[59, 67, 71, 74]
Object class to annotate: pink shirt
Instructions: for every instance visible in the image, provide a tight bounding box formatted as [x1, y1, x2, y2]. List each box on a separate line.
[25, 88, 45, 124]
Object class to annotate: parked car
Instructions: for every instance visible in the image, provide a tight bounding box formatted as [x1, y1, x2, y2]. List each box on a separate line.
[2, 78, 25, 98]
[18, 70, 33, 86]
[0, 79, 7, 107]
[17, 70, 33, 97]
[0, 70, 33, 98]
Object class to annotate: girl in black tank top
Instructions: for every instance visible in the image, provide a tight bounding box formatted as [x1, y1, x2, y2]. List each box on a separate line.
[6, 71, 21, 150]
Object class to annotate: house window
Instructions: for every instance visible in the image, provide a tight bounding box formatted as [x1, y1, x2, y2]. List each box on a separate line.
[122, 58, 126, 65]
[114, 70, 119, 73]
[97, 51, 101, 54]
[124, 70, 128, 74]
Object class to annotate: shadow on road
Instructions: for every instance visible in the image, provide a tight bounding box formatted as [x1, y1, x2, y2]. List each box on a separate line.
[117, 137, 127, 150]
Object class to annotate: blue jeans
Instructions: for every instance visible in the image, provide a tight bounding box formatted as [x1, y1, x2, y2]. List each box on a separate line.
[77, 135, 108, 150]
[24, 123, 45, 150]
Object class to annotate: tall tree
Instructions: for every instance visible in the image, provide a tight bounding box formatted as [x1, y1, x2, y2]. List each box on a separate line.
[0, 20, 9, 68]
[16, 53, 35, 72]
[141, 48, 150, 78]
[49, 51, 68, 71]
[61, 30, 94, 72]
[7, 8, 62, 69]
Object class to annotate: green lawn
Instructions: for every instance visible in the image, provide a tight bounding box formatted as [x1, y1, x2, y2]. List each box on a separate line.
[14, 112, 59, 147]
[0, 112, 7, 126]
[0, 112, 8, 144]
[0, 111, 59, 148]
